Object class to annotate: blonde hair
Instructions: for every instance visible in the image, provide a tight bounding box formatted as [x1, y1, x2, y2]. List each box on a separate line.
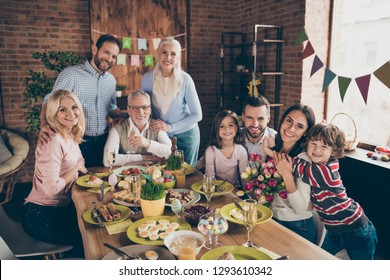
[153, 38, 183, 96]
[46, 90, 85, 143]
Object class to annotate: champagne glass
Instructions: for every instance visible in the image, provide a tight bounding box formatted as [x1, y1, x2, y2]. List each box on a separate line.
[242, 199, 258, 248]
[106, 148, 116, 173]
[203, 174, 215, 206]
[127, 175, 141, 204]
[127, 129, 136, 154]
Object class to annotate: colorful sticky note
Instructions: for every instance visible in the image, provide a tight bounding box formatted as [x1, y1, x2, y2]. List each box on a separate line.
[301, 41, 315, 60]
[131, 55, 140, 66]
[116, 53, 126, 65]
[138, 38, 147, 51]
[338, 76, 352, 102]
[355, 74, 371, 104]
[294, 26, 308, 45]
[373, 61, 390, 89]
[310, 55, 324, 77]
[144, 55, 154, 66]
[152, 38, 161, 50]
[122, 37, 132, 49]
[322, 68, 337, 92]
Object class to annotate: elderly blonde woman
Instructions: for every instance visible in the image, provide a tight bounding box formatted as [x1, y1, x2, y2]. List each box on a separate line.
[141, 38, 202, 165]
[23, 90, 87, 258]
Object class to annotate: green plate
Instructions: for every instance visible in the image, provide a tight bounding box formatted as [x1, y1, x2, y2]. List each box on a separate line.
[191, 180, 234, 197]
[201, 245, 272, 260]
[76, 173, 110, 188]
[220, 203, 273, 225]
[159, 162, 196, 175]
[82, 204, 132, 226]
[127, 216, 191, 246]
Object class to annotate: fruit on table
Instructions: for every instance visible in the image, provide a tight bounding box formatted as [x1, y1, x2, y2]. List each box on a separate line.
[381, 155, 389, 162]
[366, 152, 373, 158]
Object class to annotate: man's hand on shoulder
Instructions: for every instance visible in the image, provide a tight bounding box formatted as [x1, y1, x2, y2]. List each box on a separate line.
[39, 123, 57, 145]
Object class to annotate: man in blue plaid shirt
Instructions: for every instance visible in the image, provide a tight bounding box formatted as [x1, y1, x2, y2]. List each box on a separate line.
[40, 34, 128, 167]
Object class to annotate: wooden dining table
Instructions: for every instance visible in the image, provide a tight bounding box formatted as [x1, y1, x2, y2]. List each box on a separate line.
[72, 163, 337, 260]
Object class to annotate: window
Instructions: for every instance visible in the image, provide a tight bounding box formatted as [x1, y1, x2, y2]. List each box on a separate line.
[327, 0, 390, 146]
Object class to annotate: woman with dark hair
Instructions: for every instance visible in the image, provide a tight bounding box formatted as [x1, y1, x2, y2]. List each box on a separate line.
[263, 104, 317, 243]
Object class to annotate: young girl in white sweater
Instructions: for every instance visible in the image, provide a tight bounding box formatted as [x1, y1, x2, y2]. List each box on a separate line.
[205, 110, 248, 188]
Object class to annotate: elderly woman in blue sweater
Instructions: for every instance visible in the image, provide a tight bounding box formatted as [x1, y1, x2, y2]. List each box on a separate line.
[141, 38, 202, 166]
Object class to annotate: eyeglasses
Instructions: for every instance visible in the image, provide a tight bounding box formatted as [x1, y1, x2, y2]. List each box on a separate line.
[127, 105, 151, 111]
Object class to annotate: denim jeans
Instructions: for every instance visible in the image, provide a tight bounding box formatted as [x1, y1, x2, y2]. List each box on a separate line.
[321, 220, 378, 260]
[22, 202, 84, 258]
[175, 125, 200, 166]
[80, 133, 108, 167]
[273, 217, 316, 244]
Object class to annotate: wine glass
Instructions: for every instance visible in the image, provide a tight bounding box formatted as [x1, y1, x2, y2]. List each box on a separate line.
[242, 199, 258, 248]
[127, 175, 141, 203]
[198, 210, 228, 249]
[127, 129, 136, 154]
[203, 174, 215, 206]
[106, 148, 115, 173]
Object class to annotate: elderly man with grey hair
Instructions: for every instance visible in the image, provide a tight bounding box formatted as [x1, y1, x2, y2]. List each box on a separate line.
[103, 90, 171, 167]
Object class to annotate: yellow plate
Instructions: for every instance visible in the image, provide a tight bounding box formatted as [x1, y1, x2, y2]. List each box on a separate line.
[200, 246, 272, 260]
[191, 180, 234, 197]
[82, 204, 132, 226]
[76, 173, 110, 188]
[126, 216, 191, 246]
[220, 203, 273, 225]
[159, 162, 196, 175]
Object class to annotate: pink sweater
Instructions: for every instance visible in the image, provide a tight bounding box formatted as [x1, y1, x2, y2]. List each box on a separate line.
[25, 134, 84, 207]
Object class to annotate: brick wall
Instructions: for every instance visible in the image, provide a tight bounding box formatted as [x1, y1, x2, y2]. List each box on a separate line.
[0, 0, 91, 181]
[1, 0, 329, 183]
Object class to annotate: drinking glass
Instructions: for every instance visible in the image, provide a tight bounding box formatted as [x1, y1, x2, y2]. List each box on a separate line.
[106, 148, 116, 173]
[175, 150, 184, 164]
[127, 175, 141, 203]
[178, 235, 198, 260]
[242, 199, 258, 248]
[202, 174, 215, 206]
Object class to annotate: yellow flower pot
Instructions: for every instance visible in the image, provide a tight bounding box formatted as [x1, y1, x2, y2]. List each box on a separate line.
[140, 197, 166, 217]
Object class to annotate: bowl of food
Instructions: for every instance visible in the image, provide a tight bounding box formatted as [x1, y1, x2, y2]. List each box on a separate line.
[163, 230, 205, 256]
[183, 203, 212, 226]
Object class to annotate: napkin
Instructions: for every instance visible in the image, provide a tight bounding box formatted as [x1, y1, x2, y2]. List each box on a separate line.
[105, 219, 133, 235]
[86, 186, 111, 194]
[257, 247, 281, 260]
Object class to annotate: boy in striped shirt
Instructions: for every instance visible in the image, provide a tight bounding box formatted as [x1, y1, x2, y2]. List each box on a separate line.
[271, 123, 377, 259]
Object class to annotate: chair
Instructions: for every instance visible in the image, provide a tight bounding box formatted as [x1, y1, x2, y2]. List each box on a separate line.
[0, 206, 73, 259]
[312, 209, 326, 247]
[0, 129, 30, 205]
[0, 236, 19, 260]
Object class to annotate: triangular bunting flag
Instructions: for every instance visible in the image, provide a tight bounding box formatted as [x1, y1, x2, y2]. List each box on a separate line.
[122, 37, 131, 49]
[301, 41, 315, 60]
[138, 38, 147, 51]
[294, 27, 308, 45]
[373, 61, 390, 89]
[355, 74, 371, 104]
[322, 68, 337, 92]
[338, 76, 352, 102]
[310, 55, 324, 77]
[116, 54, 126, 65]
[131, 55, 140, 66]
[144, 55, 154, 66]
[152, 38, 161, 50]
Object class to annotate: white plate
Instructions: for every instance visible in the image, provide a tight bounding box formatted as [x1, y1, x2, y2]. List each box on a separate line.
[113, 165, 146, 177]
[102, 244, 175, 260]
[113, 198, 141, 208]
[165, 189, 201, 207]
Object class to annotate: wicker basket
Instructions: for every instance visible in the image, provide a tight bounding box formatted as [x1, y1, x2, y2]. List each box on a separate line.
[330, 112, 359, 151]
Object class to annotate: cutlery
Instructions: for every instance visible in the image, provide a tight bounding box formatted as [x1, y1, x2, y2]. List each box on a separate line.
[216, 179, 229, 192]
[103, 243, 142, 260]
[233, 199, 245, 212]
[92, 201, 104, 228]
[275, 255, 289, 260]
[99, 182, 105, 201]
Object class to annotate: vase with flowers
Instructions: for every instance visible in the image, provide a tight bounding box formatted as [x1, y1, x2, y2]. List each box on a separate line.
[240, 154, 287, 207]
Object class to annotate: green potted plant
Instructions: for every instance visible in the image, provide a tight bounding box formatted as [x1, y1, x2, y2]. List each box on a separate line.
[115, 84, 126, 97]
[139, 181, 166, 217]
